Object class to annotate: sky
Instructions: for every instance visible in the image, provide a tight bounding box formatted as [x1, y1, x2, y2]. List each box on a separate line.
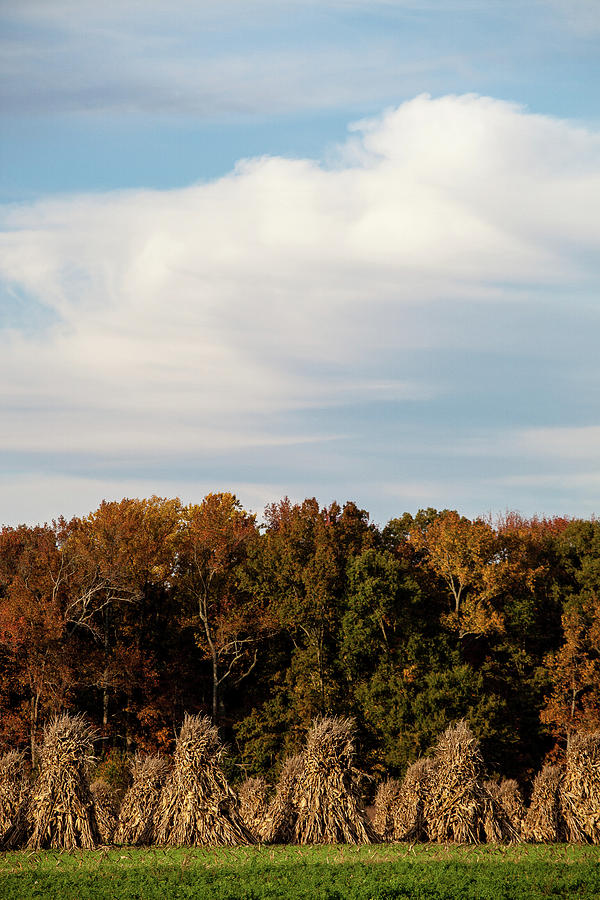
[1, 0, 599, 527]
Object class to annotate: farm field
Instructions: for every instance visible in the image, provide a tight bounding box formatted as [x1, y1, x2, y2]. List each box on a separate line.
[1, 844, 599, 900]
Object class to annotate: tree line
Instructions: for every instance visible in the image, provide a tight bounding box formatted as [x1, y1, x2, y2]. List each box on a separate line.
[0, 493, 598, 784]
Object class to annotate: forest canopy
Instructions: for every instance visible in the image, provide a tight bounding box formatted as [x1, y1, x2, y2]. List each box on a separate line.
[0, 494, 597, 786]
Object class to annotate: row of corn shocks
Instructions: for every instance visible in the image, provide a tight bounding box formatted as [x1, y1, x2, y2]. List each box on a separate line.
[0, 714, 598, 850]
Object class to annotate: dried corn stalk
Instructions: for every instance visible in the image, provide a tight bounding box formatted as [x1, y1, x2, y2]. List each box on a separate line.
[373, 778, 401, 841]
[28, 713, 100, 850]
[155, 714, 254, 846]
[90, 779, 119, 844]
[522, 764, 564, 842]
[493, 779, 526, 837]
[259, 754, 303, 844]
[292, 716, 375, 845]
[561, 732, 600, 844]
[238, 776, 269, 840]
[393, 758, 433, 842]
[115, 754, 170, 846]
[425, 721, 518, 844]
[0, 750, 30, 849]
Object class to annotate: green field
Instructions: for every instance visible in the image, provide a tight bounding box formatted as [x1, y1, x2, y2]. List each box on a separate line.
[1, 844, 599, 900]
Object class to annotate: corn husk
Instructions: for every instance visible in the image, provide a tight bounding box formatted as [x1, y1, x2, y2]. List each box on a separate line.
[522, 764, 564, 843]
[114, 754, 170, 846]
[373, 778, 401, 841]
[28, 713, 100, 850]
[238, 776, 269, 840]
[0, 750, 30, 849]
[425, 721, 518, 844]
[292, 716, 375, 845]
[155, 714, 254, 846]
[393, 758, 433, 842]
[485, 779, 526, 837]
[259, 754, 303, 844]
[90, 779, 119, 844]
[560, 732, 600, 844]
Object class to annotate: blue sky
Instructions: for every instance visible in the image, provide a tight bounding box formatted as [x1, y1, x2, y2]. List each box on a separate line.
[1, 0, 599, 526]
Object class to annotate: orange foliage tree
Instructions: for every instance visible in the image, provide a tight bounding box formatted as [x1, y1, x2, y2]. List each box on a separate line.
[59, 496, 181, 746]
[177, 492, 261, 723]
[541, 594, 600, 742]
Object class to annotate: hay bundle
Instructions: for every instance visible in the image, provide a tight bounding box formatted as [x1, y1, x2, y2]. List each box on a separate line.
[498, 780, 526, 836]
[28, 713, 100, 850]
[373, 778, 401, 841]
[292, 716, 375, 845]
[155, 714, 254, 846]
[484, 778, 525, 838]
[560, 732, 600, 844]
[484, 779, 502, 807]
[425, 721, 517, 844]
[0, 750, 30, 849]
[393, 758, 433, 842]
[522, 764, 564, 842]
[259, 754, 303, 844]
[238, 776, 269, 840]
[90, 779, 119, 844]
[114, 754, 170, 846]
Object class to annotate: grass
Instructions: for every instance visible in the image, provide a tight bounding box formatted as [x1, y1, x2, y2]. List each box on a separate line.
[1, 844, 599, 899]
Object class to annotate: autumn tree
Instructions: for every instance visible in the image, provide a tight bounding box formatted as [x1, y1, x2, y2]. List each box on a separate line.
[176, 493, 261, 723]
[0, 496, 594, 782]
[0, 525, 73, 762]
[541, 519, 600, 745]
[541, 594, 600, 742]
[410, 511, 505, 639]
[59, 496, 181, 746]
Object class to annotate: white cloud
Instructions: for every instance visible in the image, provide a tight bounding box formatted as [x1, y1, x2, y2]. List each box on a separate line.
[1, 94, 599, 521]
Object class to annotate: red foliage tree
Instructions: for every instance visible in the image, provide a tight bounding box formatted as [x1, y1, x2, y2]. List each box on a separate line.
[0, 525, 73, 761]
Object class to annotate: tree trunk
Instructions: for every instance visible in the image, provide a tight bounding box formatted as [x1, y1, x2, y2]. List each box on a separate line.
[211, 647, 219, 723]
[200, 589, 220, 723]
[125, 684, 133, 752]
[103, 670, 110, 729]
[102, 603, 110, 731]
[30, 691, 40, 768]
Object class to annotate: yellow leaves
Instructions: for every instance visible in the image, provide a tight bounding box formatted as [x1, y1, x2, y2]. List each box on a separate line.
[541, 594, 600, 736]
[441, 599, 505, 639]
[181, 493, 256, 578]
[410, 512, 498, 614]
[410, 511, 506, 637]
[64, 496, 182, 594]
[402, 665, 417, 683]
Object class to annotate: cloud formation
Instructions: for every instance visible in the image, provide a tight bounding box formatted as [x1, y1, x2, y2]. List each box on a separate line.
[2, 0, 587, 119]
[1, 94, 599, 522]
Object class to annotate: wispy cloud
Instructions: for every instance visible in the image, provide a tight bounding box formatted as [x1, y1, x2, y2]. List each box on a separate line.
[0, 0, 570, 118]
[516, 426, 600, 461]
